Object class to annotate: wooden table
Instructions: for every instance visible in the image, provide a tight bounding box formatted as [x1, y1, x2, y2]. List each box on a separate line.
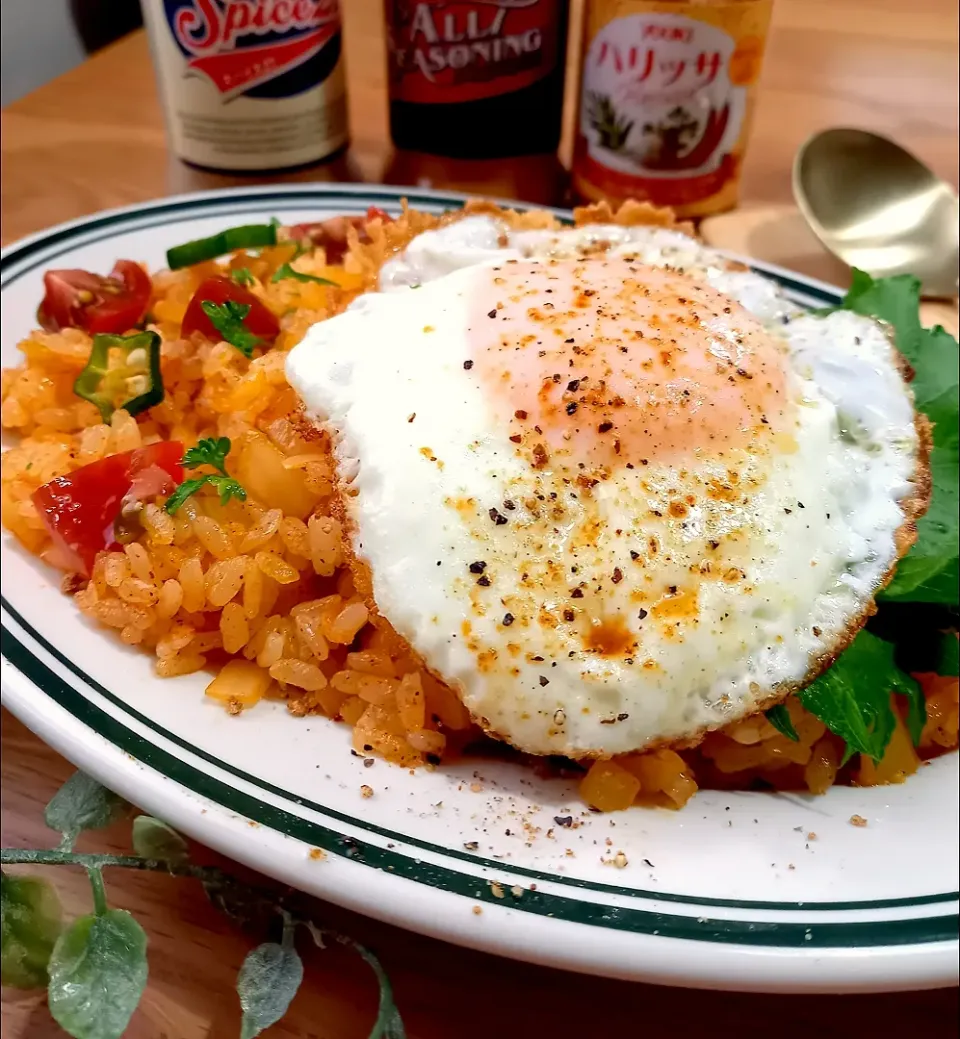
[2, 2, 958, 1035]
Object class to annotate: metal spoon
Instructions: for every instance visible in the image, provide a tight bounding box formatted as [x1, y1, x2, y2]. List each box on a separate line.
[793, 128, 959, 298]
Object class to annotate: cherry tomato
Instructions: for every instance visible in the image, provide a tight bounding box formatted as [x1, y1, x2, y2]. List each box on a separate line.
[365, 206, 392, 224]
[287, 206, 393, 264]
[32, 442, 184, 575]
[181, 276, 280, 344]
[38, 260, 152, 335]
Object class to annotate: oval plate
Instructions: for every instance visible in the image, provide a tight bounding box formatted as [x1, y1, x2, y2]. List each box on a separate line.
[2, 184, 957, 993]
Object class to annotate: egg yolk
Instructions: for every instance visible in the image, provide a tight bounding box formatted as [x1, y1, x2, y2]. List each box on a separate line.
[470, 257, 789, 471]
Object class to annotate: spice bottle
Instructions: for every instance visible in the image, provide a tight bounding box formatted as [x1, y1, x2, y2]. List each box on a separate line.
[572, 0, 773, 218]
[384, 0, 570, 159]
[141, 0, 349, 172]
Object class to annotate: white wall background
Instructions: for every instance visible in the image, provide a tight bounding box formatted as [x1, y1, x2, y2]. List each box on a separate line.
[1, 0, 87, 107]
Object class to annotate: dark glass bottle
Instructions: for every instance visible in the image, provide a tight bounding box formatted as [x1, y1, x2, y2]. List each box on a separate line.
[384, 0, 570, 159]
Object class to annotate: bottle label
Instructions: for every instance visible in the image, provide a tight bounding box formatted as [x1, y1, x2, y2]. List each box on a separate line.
[386, 0, 562, 105]
[573, 5, 770, 214]
[163, 0, 342, 98]
[143, 0, 349, 170]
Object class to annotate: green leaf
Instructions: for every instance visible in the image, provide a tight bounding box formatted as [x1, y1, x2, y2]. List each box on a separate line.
[231, 267, 256, 286]
[182, 436, 232, 475]
[200, 300, 263, 358]
[237, 941, 304, 1039]
[798, 630, 922, 763]
[164, 474, 246, 514]
[352, 942, 405, 1039]
[131, 817, 189, 866]
[936, 631, 960, 677]
[48, 910, 148, 1039]
[304, 923, 407, 1038]
[764, 704, 799, 742]
[208, 474, 247, 506]
[842, 271, 959, 605]
[163, 476, 209, 515]
[1, 872, 63, 988]
[44, 772, 126, 851]
[270, 262, 336, 286]
[165, 437, 246, 514]
[378, 1006, 407, 1039]
[901, 681, 927, 748]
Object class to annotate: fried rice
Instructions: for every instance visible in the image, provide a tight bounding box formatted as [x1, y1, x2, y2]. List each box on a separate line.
[2, 199, 957, 812]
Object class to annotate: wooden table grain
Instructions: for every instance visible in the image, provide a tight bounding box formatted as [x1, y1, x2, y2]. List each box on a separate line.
[2, 1, 958, 1036]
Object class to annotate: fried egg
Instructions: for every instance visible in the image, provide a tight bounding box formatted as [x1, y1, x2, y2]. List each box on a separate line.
[286, 217, 928, 757]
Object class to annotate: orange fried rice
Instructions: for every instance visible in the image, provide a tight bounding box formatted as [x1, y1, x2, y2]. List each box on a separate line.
[2, 199, 957, 812]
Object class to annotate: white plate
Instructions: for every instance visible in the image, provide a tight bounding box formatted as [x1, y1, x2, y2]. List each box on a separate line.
[2, 184, 957, 993]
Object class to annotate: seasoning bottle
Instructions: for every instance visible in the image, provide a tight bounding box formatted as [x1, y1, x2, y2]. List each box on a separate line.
[141, 0, 349, 172]
[571, 0, 773, 218]
[384, 0, 570, 159]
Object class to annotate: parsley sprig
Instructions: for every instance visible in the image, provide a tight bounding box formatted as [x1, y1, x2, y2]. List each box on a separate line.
[270, 262, 336, 286]
[200, 300, 263, 358]
[165, 437, 247, 515]
[229, 267, 256, 286]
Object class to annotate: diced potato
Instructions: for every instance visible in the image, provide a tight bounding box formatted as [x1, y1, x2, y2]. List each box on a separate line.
[621, 749, 698, 809]
[579, 759, 641, 812]
[857, 710, 920, 786]
[206, 659, 272, 707]
[234, 433, 319, 519]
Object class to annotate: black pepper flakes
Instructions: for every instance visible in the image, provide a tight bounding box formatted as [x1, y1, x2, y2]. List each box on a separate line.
[611, 567, 623, 584]
[554, 815, 574, 828]
[571, 588, 584, 599]
[489, 508, 508, 525]
[477, 575, 491, 587]
[637, 608, 648, 620]
[567, 379, 580, 392]
[469, 561, 487, 574]
[463, 359, 474, 370]
[538, 675, 549, 686]
[487, 309, 497, 319]
[563, 608, 575, 622]
[598, 421, 613, 433]
[566, 402, 578, 416]
[502, 612, 515, 626]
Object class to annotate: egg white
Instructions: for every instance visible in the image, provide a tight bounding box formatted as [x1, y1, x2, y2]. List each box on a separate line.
[286, 220, 922, 756]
